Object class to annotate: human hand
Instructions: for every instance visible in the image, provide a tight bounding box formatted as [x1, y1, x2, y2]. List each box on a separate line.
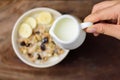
[84, 0, 120, 39]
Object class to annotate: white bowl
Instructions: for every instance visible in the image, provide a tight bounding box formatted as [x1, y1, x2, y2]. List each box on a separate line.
[12, 8, 69, 68]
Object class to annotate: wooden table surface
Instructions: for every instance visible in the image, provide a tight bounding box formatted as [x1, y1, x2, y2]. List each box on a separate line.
[0, 0, 120, 80]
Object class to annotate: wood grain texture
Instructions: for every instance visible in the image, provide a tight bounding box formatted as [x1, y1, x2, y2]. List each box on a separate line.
[0, 0, 120, 80]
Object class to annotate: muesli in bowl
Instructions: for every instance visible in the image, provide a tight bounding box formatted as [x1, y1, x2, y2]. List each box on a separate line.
[12, 8, 69, 68]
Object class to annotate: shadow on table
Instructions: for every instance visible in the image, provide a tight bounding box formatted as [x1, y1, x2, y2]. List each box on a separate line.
[58, 33, 120, 67]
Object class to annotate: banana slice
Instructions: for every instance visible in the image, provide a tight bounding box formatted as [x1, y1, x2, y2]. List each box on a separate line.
[25, 17, 37, 29]
[19, 23, 32, 38]
[36, 11, 53, 24]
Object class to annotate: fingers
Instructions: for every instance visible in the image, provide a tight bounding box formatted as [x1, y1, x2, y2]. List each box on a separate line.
[86, 23, 120, 39]
[84, 6, 118, 23]
[84, 1, 120, 39]
[92, 1, 117, 13]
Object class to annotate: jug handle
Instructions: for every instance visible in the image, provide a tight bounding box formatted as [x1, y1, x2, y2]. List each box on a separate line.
[80, 22, 93, 29]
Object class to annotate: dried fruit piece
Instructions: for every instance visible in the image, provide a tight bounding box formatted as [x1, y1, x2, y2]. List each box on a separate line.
[26, 43, 31, 47]
[40, 43, 46, 51]
[34, 31, 40, 34]
[27, 53, 33, 58]
[20, 41, 26, 46]
[37, 54, 42, 60]
[42, 37, 48, 43]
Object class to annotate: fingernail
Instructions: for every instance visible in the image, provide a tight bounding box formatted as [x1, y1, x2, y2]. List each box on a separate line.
[86, 27, 96, 33]
[93, 33, 99, 36]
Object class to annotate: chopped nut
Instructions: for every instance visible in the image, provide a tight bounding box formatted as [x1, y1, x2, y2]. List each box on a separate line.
[53, 53, 58, 56]
[20, 47, 28, 54]
[42, 57, 48, 61]
[35, 34, 41, 41]
[44, 33, 49, 38]
[33, 36, 38, 43]
[48, 42, 55, 48]
[47, 53, 52, 57]
[28, 45, 36, 53]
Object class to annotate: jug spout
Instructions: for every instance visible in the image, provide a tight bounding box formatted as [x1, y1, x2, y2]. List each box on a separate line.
[49, 28, 63, 49]
[49, 29, 55, 38]
[49, 27, 61, 44]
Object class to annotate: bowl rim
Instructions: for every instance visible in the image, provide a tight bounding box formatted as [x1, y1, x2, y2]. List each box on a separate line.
[11, 7, 69, 68]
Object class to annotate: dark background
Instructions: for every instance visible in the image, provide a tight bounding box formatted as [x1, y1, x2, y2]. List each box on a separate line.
[0, 0, 120, 80]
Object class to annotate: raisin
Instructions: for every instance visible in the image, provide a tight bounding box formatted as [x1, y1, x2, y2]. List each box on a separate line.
[34, 31, 40, 34]
[42, 37, 48, 43]
[37, 54, 42, 60]
[28, 53, 33, 58]
[20, 41, 26, 46]
[26, 43, 31, 47]
[40, 43, 46, 51]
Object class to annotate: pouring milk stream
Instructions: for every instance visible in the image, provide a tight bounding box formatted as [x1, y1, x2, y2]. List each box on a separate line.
[49, 15, 93, 50]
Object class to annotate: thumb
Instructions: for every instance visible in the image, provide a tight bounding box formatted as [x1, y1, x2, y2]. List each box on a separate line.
[84, 5, 117, 23]
[86, 23, 120, 39]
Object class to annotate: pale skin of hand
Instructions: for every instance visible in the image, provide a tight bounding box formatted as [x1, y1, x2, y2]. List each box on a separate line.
[84, 0, 120, 39]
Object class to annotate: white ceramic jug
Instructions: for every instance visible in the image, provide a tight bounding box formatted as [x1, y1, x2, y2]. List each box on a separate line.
[49, 15, 93, 50]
